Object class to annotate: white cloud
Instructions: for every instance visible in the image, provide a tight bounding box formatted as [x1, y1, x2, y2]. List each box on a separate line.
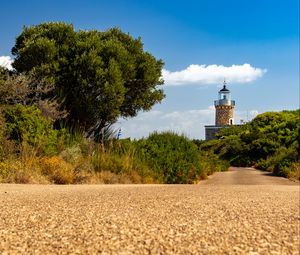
[118, 108, 259, 140]
[162, 63, 266, 86]
[0, 56, 14, 70]
[118, 107, 215, 139]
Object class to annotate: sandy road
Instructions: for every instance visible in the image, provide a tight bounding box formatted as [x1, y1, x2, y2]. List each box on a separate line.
[0, 167, 299, 254]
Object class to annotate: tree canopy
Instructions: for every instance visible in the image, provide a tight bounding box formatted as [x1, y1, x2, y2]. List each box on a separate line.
[12, 22, 165, 139]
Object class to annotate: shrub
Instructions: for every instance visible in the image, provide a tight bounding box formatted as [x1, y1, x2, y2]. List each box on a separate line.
[201, 109, 299, 179]
[255, 144, 299, 177]
[289, 162, 300, 180]
[59, 145, 83, 164]
[135, 132, 203, 184]
[40, 156, 74, 184]
[0, 158, 48, 184]
[3, 104, 60, 155]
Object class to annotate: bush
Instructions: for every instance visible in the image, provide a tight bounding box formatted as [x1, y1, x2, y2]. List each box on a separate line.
[0, 158, 48, 184]
[289, 162, 300, 180]
[59, 145, 83, 164]
[255, 144, 299, 177]
[136, 132, 203, 184]
[3, 104, 60, 155]
[199, 153, 229, 176]
[272, 145, 299, 177]
[201, 109, 299, 179]
[40, 156, 74, 184]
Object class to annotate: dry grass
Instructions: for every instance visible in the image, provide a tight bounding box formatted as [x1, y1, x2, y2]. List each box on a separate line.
[40, 156, 75, 184]
[288, 162, 300, 181]
[0, 159, 48, 184]
[0, 144, 152, 184]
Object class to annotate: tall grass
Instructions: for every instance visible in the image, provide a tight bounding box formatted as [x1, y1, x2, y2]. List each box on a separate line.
[0, 105, 229, 184]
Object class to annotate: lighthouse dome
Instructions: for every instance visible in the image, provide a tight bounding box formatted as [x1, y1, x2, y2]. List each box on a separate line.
[220, 84, 230, 92]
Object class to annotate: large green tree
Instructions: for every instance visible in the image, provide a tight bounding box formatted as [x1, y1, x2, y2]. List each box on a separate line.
[12, 22, 165, 139]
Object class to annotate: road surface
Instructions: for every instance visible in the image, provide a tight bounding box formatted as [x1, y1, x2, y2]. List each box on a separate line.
[0, 167, 299, 254]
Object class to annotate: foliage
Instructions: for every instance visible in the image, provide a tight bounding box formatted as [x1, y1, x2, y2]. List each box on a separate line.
[0, 66, 10, 86]
[0, 70, 67, 122]
[0, 156, 47, 184]
[0, 73, 32, 105]
[135, 132, 205, 183]
[0, 22, 229, 185]
[3, 104, 61, 154]
[192, 139, 230, 176]
[12, 22, 165, 139]
[40, 156, 74, 184]
[201, 110, 300, 179]
[59, 145, 83, 165]
[0, 126, 229, 184]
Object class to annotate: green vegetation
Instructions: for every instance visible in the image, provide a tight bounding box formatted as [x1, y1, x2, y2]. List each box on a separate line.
[200, 110, 300, 180]
[0, 116, 227, 183]
[3, 104, 61, 154]
[12, 22, 164, 140]
[1, 21, 297, 184]
[0, 21, 228, 184]
[135, 132, 228, 183]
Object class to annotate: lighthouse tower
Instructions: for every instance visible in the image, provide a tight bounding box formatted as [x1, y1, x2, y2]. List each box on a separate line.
[204, 81, 236, 140]
[214, 81, 235, 126]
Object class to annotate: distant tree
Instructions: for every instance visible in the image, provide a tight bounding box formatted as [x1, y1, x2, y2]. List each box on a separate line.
[12, 22, 165, 140]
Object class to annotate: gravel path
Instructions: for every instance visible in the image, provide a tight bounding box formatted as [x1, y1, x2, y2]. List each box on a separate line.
[0, 167, 299, 254]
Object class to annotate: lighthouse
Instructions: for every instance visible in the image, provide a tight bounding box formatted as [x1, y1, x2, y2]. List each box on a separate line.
[204, 81, 236, 140]
[214, 81, 235, 126]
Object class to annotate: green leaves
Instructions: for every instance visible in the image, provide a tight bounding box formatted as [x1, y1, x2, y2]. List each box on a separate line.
[135, 132, 203, 184]
[202, 110, 299, 178]
[3, 104, 56, 150]
[12, 23, 165, 139]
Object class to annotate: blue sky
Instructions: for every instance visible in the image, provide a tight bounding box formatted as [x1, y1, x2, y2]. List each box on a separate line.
[0, 0, 299, 139]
